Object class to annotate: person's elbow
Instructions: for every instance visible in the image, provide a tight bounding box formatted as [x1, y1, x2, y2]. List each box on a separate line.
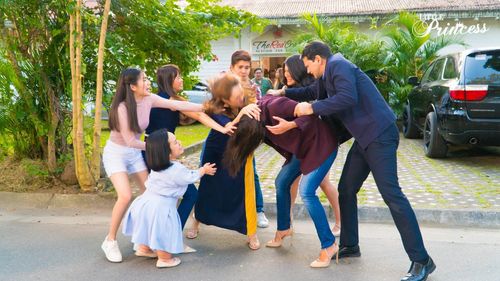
[344, 92, 358, 107]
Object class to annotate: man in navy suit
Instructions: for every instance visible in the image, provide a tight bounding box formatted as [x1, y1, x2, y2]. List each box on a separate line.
[267, 41, 435, 281]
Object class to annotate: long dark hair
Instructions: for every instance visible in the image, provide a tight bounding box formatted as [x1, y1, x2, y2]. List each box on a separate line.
[108, 68, 142, 133]
[283, 55, 315, 88]
[223, 115, 265, 177]
[145, 129, 172, 172]
[157, 64, 185, 101]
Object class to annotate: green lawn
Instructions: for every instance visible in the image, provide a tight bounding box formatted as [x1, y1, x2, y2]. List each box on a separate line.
[100, 122, 210, 148]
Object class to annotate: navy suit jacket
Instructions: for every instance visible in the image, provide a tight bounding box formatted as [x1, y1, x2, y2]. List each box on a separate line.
[286, 53, 396, 149]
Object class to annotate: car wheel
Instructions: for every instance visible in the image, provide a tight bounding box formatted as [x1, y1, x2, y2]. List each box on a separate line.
[423, 111, 448, 158]
[402, 104, 420, 139]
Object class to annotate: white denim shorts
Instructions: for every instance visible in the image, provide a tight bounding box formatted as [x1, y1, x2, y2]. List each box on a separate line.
[102, 140, 147, 177]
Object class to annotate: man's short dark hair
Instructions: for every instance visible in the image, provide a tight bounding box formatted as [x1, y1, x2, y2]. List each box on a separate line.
[231, 50, 251, 66]
[254, 68, 263, 74]
[301, 41, 332, 60]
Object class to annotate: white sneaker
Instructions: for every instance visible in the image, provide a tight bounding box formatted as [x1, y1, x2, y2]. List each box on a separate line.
[257, 212, 269, 228]
[101, 236, 122, 262]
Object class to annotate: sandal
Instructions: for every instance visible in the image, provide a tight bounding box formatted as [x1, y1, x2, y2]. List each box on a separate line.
[185, 228, 199, 239]
[156, 257, 181, 268]
[247, 234, 260, 250]
[332, 224, 341, 237]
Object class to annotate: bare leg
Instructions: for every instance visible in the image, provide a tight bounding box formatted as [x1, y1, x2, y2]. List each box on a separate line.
[186, 217, 200, 239]
[157, 250, 173, 262]
[137, 244, 154, 254]
[319, 174, 341, 231]
[107, 172, 133, 240]
[131, 170, 148, 194]
[290, 176, 301, 211]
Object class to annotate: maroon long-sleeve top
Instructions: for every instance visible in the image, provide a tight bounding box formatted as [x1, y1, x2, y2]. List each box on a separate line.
[258, 95, 338, 174]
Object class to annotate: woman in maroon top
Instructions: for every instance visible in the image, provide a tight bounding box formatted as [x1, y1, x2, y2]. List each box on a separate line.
[283, 55, 341, 237]
[223, 92, 341, 268]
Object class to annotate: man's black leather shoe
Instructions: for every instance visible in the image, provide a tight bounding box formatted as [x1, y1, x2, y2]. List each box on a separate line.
[401, 256, 436, 281]
[337, 245, 361, 259]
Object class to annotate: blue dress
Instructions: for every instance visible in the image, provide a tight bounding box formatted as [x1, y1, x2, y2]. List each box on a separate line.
[194, 114, 257, 235]
[142, 91, 197, 230]
[123, 162, 200, 253]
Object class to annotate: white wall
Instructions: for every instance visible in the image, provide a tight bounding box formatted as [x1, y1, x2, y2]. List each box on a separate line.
[195, 17, 500, 80]
[192, 36, 239, 83]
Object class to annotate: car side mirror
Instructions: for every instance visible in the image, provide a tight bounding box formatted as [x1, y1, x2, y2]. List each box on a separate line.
[408, 76, 420, 86]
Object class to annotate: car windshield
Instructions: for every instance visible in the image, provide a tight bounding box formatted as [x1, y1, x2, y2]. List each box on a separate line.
[464, 50, 500, 85]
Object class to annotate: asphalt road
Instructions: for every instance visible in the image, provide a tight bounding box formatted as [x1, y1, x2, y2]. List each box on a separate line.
[1, 208, 499, 281]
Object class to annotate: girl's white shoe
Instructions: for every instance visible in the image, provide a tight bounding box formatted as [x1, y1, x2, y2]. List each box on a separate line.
[156, 257, 181, 268]
[101, 236, 122, 263]
[183, 244, 197, 253]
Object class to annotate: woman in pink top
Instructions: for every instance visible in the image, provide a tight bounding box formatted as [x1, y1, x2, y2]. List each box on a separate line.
[101, 68, 233, 263]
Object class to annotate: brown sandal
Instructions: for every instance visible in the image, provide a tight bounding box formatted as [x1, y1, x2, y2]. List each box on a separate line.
[185, 228, 199, 239]
[247, 234, 260, 250]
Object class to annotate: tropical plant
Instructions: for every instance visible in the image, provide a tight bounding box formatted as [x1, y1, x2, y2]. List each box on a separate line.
[292, 14, 387, 78]
[383, 11, 464, 115]
[0, 0, 265, 190]
[0, 0, 74, 173]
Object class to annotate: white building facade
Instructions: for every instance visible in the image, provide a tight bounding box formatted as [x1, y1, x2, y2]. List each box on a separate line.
[194, 0, 500, 83]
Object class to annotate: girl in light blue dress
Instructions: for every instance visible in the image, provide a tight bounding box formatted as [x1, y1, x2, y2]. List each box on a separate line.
[122, 129, 216, 268]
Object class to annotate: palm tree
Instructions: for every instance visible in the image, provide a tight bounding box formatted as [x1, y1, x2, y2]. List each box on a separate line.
[383, 12, 464, 115]
[293, 13, 386, 75]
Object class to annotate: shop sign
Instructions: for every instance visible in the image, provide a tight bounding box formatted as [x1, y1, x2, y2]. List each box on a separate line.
[252, 39, 293, 54]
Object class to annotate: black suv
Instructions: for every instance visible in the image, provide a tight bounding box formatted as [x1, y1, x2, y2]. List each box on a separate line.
[403, 48, 500, 158]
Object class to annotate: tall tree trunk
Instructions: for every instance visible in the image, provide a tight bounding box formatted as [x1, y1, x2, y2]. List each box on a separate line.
[91, 0, 111, 180]
[71, 0, 95, 191]
[69, 8, 78, 178]
[42, 73, 59, 173]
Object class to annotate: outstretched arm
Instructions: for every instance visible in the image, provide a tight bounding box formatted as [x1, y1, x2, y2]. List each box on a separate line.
[151, 94, 203, 112]
[267, 80, 319, 102]
[182, 111, 235, 135]
[264, 96, 312, 135]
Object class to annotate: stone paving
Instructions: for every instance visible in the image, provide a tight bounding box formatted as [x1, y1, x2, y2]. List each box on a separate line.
[181, 134, 500, 210]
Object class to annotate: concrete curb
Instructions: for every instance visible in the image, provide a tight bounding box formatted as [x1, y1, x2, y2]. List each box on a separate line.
[1, 191, 499, 228]
[183, 140, 205, 156]
[264, 203, 500, 228]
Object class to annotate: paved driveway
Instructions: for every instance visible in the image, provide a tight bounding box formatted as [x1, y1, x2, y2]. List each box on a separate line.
[183, 134, 500, 210]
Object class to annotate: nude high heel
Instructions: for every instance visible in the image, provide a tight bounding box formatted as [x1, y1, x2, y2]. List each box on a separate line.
[310, 242, 339, 268]
[265, 229, 294, 248]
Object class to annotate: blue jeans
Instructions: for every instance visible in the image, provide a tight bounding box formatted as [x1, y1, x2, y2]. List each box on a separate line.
[254, 158, 264, 213]
[275, 156, 302, 231]
[177, 184, 198, 230]
[300, 150, 337, 249]
[275, 150, 337, 249]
